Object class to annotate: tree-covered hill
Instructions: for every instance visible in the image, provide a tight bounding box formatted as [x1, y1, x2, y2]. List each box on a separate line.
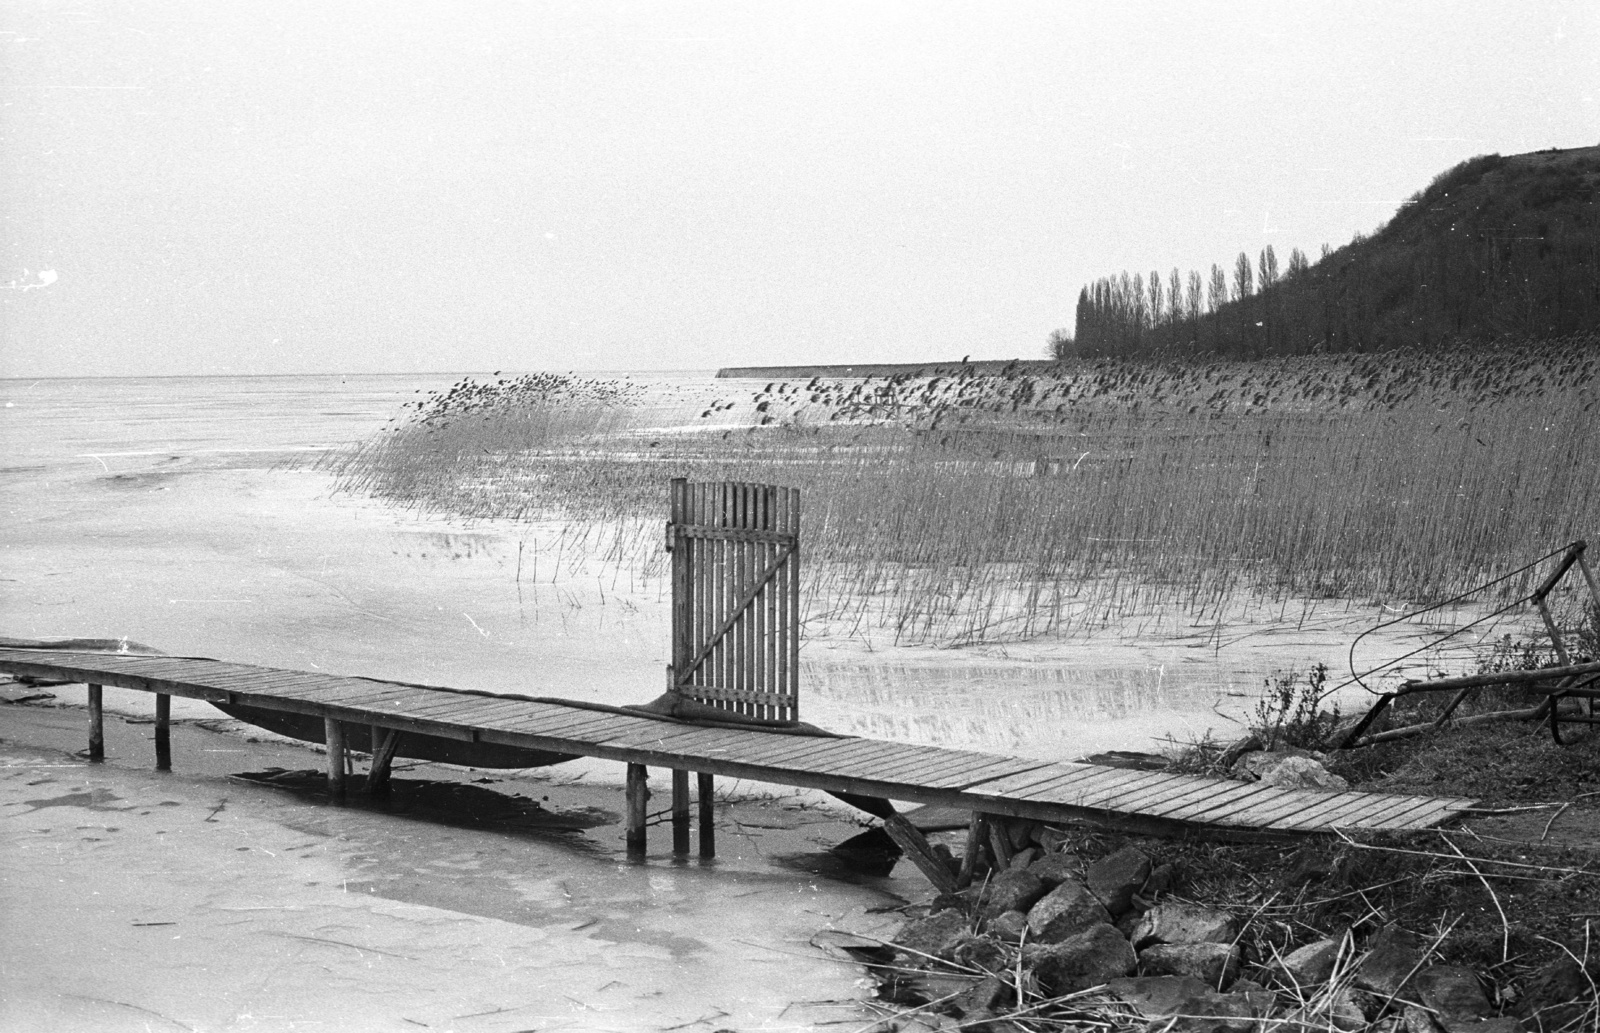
[1055, 145, 1600, 359]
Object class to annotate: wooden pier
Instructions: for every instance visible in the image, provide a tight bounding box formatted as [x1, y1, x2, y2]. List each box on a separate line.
[0, 647, 1476, 882]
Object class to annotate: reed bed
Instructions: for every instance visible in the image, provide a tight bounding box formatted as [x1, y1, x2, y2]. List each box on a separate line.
[323, 342, 1600, 645]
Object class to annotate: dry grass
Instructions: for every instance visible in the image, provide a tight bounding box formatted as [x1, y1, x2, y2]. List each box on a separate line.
[323, 341, 1600, 645]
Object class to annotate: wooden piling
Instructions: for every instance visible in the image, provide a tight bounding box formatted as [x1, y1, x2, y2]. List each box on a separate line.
[154, 693, 171, 770]
[671, 769, 691, 855]
[324, 717, 346, 801]
[87, 684, 104, 761]
[697, 772, 715, 858]
[367, 725, 401, 797]
[626, 763, 648, 856]
[958, 811, 989, 888]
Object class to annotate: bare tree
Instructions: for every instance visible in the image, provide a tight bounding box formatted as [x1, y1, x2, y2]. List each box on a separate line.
[1168, 268, 1183, 322]
[1187, 269, 1203, 318]
[1287, 247, 1309, 277]
[1148, 270, 1164, 327]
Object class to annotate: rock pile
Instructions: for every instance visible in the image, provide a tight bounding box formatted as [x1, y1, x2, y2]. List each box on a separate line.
[877, 837, 1528, 1033]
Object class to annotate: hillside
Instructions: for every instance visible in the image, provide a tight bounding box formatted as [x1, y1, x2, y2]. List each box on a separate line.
[1060, 144, 1600, 358]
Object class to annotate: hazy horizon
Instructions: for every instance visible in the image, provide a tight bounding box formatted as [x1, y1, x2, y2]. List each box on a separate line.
[4, 2, 1595, 379]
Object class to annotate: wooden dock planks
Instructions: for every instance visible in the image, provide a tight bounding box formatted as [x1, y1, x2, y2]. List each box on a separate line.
[0, 648, 1477, 835]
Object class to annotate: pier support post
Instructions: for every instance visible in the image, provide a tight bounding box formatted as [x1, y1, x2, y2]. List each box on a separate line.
[367, 725, 400, 798]
[671, 769, 691, 856]
[324, 717, 346, 801]
[154, 694, 171, 771]
[625, 764, 649, 857]
[87, 684, 104, 762]
[882, 810, 959, 896]
[697, 772, 715, 859]
[958, 811, 989, 888]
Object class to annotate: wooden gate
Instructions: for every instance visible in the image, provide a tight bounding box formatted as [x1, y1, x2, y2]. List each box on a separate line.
[668, 478, 800, 722]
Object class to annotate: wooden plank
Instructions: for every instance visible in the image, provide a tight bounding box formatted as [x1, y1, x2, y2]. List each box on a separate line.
[778, 738, 942, 775]
[1217, 787, 1345, 829]
[1108, 774, 1235, 815]
[851, 750, 1036, 788]
[489, 709, 636, 739]
[716, 733, 883, 769]
[1014, 767, 1180, 807]
[1140, 778, 1274, 820]
[1044, 771, 1204, 812]
[1377, 799, 1471, 831]
[1348, 796, 1452, 832]
[1176, 783, 1309, 825]
[883, 812, 958, 895]
[965, 762, 1098, 797]
[1276, 792, 1431, 833]
[1239, 788, 1384, 830]
[583, 722, 755, 753]
[937, 759, 1057, 790]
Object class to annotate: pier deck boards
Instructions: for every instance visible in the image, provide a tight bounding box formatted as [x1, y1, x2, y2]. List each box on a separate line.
[0, 648, 1477, 836]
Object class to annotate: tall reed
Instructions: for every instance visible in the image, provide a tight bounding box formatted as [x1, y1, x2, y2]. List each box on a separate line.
[324, 341, 1600, 644]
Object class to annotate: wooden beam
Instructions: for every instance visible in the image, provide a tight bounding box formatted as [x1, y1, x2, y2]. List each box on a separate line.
[957, 811, 988, 888]
[671, 769, 691, 855]
[626, 763, 648, 857]
[87, 684, 104, 762]
[367, 725, 402, 797]
[697, 772, 715, 858]
[154, 693, 171, 771]
[882, 811, 958, 896]
[325, 717, 346, 801]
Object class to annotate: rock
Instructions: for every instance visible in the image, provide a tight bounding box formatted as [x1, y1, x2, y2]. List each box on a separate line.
[1356, 925, 1428, 996]
[1108, 975, 1273, 1033]
[1036, 827, 1069, 853]
[951, 934, 1009, 973]
[986, 910, 1028, 942]
[1130, 902, 1240, 949]
[1028, 851, 1085, 888]
[1413, 966, 1491, 1020]
[1257, 755, 1350, 791]
[1284, 987, 1367, 1031]
[1438, 1020, 1525, 1033]
[949, 974, 1014, 1019]
[1139, 942, 1240, 987]
[1008, 846, 1040, 870]
[1141, 862, 1176, 901]
[1027, 879, 1113, 943]
[1087, 846, 1152, 916]
[978, 868, 1048, 920]
[1024, 923, 1137, 996]
[1007, 820, 1037, 850]
[1082, 750, 1170, 771]
[892, 911, 971, 962]
[1401, 1004, 1443, 1033]
[1270, 937, 1342, 988]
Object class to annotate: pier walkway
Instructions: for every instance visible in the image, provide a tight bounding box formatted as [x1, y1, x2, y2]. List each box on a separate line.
[0, 647, 1478, 873]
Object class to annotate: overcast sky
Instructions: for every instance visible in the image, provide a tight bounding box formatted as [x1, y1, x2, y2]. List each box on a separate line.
[2, 2, 1595, 378]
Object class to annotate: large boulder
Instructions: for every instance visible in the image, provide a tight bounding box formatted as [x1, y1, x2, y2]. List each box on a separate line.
[1139, 942, 1241, 987]
[1130, 902, 1240, 949]
[1024, 923, 1137, 996]
[978, 868, 1048, 920]
[1027, 879, 1113, 943]
[1087, 846, 1152, 916]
